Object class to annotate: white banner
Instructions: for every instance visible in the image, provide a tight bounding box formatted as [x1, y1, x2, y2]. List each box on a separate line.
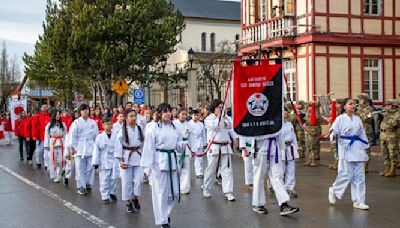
[8, 97, 27, 129]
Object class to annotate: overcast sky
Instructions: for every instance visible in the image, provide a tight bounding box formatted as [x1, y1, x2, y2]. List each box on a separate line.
[0, 0, 240, 77]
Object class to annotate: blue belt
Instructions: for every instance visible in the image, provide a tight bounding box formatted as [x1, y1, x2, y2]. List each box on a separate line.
[340, 135, 368, 146]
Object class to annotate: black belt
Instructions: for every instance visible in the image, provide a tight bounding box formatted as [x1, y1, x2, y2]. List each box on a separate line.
[123, 146, 141, 159]
[157, 149, 180, 202]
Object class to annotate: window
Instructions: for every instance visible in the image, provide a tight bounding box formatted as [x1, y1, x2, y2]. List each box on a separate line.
[260, 0, 266, 21]
[363, 59, 382, 102]
[210, 33, 216, 52]
[284, 60, 296, 101]
[364, 0, 381, 15]
[201, 32, 206, 52]
[284, 0, 294, 16]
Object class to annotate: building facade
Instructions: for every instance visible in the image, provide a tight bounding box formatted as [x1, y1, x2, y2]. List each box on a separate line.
[240, 0, 400, 104]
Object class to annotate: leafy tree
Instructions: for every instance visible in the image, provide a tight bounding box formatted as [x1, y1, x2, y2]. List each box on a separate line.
[0, 42, 21, 111]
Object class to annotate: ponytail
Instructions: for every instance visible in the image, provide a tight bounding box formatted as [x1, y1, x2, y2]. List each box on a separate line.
[122, 119, 129, 145]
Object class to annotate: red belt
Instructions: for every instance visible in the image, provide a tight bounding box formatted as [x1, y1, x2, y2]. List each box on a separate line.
[51, 136, 64, 171]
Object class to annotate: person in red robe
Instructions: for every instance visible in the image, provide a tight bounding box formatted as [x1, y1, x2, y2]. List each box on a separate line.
[32, 104, 51, 169]
[91, 107, 103, 132]
[61, 110, 73, 132]
[14, 110, 28, 161]
[4, 113, 13, 144]
[0, 113, 5, 140]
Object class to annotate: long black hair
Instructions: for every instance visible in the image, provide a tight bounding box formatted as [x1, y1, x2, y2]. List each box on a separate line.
[49, 109, 65, 133]
[156, 103, 175, 128]
[340, 98, 353, 114]
[209, 99, 223, 113]
[122, 109, 143, 145]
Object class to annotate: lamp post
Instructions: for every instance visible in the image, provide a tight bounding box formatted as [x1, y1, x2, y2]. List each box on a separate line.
[143, 50, 152, 106]
[187, 48, 198, 107]
[160, 56, 168, 103]
[188, 48, 194, 68]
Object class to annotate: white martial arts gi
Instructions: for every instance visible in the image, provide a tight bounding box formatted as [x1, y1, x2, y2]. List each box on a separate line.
[69, 117, 98, 189]
[252, 133, 291, 207]
[44, 123, 67, 180]
[280, 121, 299, 191]
[188, 119, 207, 177]
[115, 124, 144, 201]
[203, 114, 234, 194]
[111, 122, 124, 178]
[64, 131, 74, 179]
[92, 131, 118, 200]
[239, 136, 254, 186]
[330, 114, 369, 204]
[173, 119, 192, 193]
[141, 122, 181, 226]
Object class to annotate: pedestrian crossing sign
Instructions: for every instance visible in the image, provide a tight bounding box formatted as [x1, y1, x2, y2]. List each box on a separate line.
[113, 79, 129, 97]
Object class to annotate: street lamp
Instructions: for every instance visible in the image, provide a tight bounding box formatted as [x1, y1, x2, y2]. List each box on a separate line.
[160, 56, 168, 103]
[143, 50, 152, 106]
[188, 48, 195, 68]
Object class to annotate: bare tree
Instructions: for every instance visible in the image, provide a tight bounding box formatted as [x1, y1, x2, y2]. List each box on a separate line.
[0, 42, 21, 111]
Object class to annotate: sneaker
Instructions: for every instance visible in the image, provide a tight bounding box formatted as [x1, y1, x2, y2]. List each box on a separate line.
[253, 206, 268, 214]
[353, 202, 369, 210]
[37, 164, 42, 169]
[45, 166, 47, 171]
[126, 203, 134, 213]
[202, 186, 211, 198]
[28, 160, 33, 165]
[86, 185, 92, 193]
[161, 224, 170, 228]
[280, 203, 299, 216]
[53, 177, 61, 183]
[180, 189, 190, 194]
[287, 190, 298, 198]
[133, 199, 140, 210]
[64, 178, 69, 185]
[225, 193, 235, 201]
[102, 199, 110, 204]
[110, 194, 117, 201]
[215, 175, 222, 185]
[328, 187, 336, 205]
[77, 187, 87, 195]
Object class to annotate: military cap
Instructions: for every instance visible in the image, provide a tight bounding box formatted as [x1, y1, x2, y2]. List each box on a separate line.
[336, 98, 345, 105]
[297, 100, 306, 106]
[386, 99, 399, 107]
[357, 93, 370, 100]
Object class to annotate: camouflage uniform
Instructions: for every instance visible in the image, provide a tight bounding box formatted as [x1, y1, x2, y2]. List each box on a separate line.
[355, 93, 374, 173]
[379, 99, 400, 177]
[304, 102, 322, 167]
[288, 101, 306, 158]
[329, 98, 344, 170]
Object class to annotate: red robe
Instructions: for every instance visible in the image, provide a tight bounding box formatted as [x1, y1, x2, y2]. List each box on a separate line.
[14, 118, 28, 137]
[91, 116, 103, 132]
[112, 114, 117, 123]
[0, 118, 4, 139]
[4, 118, 12, 132]
[61, 116, 73, 132]
[24, 116, 35, 140]
[32, 112, 51, 141]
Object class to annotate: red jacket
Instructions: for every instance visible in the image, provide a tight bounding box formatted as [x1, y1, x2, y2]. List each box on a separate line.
[24, 116, 35, 140]
[32, 112, 51, 141]
[4, 118, 12, 131]
[112, 114, 117, 123]
[14, 118, 28, 137]
[91, 116, 103, 132]
[61, 116, 73, 132]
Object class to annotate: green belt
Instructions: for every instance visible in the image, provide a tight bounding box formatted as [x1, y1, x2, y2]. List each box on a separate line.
[183, 137, 189, 141]
[157, 149, 180, 201]
[245, 143, 252, 147]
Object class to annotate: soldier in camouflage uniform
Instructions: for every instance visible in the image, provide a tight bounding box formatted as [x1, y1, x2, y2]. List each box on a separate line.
[304, 101, 323, 167]
[286, 101, 306, 159]
[328, 98, 344, 170]
[355, 93, 374, 173]
[379, 99, 400, 177]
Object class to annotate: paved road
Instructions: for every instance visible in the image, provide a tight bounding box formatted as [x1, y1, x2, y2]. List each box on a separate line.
[0, 142, 399, 228]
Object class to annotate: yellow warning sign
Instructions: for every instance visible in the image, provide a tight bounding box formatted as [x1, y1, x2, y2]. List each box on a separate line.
[113, 79, 129, 97]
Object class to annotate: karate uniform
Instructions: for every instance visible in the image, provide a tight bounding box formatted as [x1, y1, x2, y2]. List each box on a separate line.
[44, 123, 67, 180]
[329, 114, 369, 204]
[203, 114, 234, 195]
[141, 122, 181, 226]
[280, 121, 299, 191]
[114, 125, 144, 201]
[64, 131, 74, 179]
[93, 131, 118, 200]
[69, 117, 99, 189]
[111, 122, 124, 179]
[252, 134, 291, 207]
[173, 119, 192, 193]
[239, 136, 254, 186]
[188, 119, 207, 176]
[136, 114, 147, 131]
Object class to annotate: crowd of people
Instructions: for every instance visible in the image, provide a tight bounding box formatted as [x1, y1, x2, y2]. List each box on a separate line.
[0, 93, 399, 227]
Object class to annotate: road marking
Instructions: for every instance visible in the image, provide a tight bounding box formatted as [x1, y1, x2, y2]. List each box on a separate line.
[0, 163, 116, 228]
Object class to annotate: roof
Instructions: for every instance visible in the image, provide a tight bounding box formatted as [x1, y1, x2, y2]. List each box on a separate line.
[171, 0, 240, 21]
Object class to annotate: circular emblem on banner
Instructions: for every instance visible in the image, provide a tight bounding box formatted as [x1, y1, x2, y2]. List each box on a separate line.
[134, 89, 144, 98]
[246, 93, 269, 116]
[14, 106, 24, 116]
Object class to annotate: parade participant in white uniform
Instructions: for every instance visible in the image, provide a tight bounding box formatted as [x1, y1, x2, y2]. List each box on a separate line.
[64, 129, 73, 185]
[133, 103, 147, 130]
[111, 113, 125, 179]
[281, 109, 299, 198]
[141, 103, 181, 228]
[328, 98, 370, 210]
[202, 99, 235, 201]
[251, 131, 299, 215]
[173, 109, 192, 194]
[239, 136, 254, 191]
[44, 110, 67, 183]
[70, 104, 99, 195]
[113, 113, 124, 133]
[115, 109, 144, 213]
[92, 117, 118, 204]
[188, 110, 207, 178]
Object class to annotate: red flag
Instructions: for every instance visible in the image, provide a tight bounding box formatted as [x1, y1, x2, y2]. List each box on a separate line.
[330, 100, 337, 123]
[310, 102, 317, 126]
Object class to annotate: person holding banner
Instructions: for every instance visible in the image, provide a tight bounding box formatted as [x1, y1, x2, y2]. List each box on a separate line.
[32, 104, 51, 169]
[188, 109, 207, 178]
[4, 113, 13, 145]
[202, 99, 236, 201]
[328, 98, 370, 210]
[44, 110, 67, 183]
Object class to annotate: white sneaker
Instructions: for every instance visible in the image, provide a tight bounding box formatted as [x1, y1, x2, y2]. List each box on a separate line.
[353, 202, 369, 210]
[53, 177, 60, 183]
[180, 189, 190, 194]
[225, 193, 235, 201]
[328, 187, 336, 205]
[202, 186, 211, 198]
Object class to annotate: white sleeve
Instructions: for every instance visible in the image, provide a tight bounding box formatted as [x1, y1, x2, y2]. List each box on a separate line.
[204, 116, 219, 131]
[140, 125, 156, 168]
[44, 123, 50, 148]
[92, 135, 101, 166]
[69, 122, 78, 150]
[114, 129, 124, 159]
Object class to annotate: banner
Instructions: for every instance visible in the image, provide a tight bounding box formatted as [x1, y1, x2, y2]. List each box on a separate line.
[232, 59, 283, 137]
[8, 97, 27, 129]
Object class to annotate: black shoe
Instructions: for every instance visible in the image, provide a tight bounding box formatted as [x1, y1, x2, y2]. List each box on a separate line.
[45, 166, 47, 171]
[168, 217, 171, 223]
[280, 203, 299, 216]
[77, 187, 87, 195]
[133, 199, 140, 210]
[102, 199, 110, 204]
[86, 185, 92, 192]
[37, 164, 42, 169]
[253, 206, 268, 214]
[126, 203, 134, 213]
[64, 178, 69, 185]
[20, 157, 24, 161]
[110, 194, 117, 201]
[161, 224, 170, 228]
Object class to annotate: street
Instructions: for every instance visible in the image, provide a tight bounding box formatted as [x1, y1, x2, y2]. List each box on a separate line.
[0, 142, 399, 228]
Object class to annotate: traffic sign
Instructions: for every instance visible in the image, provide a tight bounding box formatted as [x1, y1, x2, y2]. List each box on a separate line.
[133, 88, 145, 105]
[75, 95, 84, 103]
[113, 79, 129, 97]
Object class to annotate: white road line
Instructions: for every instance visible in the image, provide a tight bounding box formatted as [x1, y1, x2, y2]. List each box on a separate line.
[0, 163, 116, 228]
